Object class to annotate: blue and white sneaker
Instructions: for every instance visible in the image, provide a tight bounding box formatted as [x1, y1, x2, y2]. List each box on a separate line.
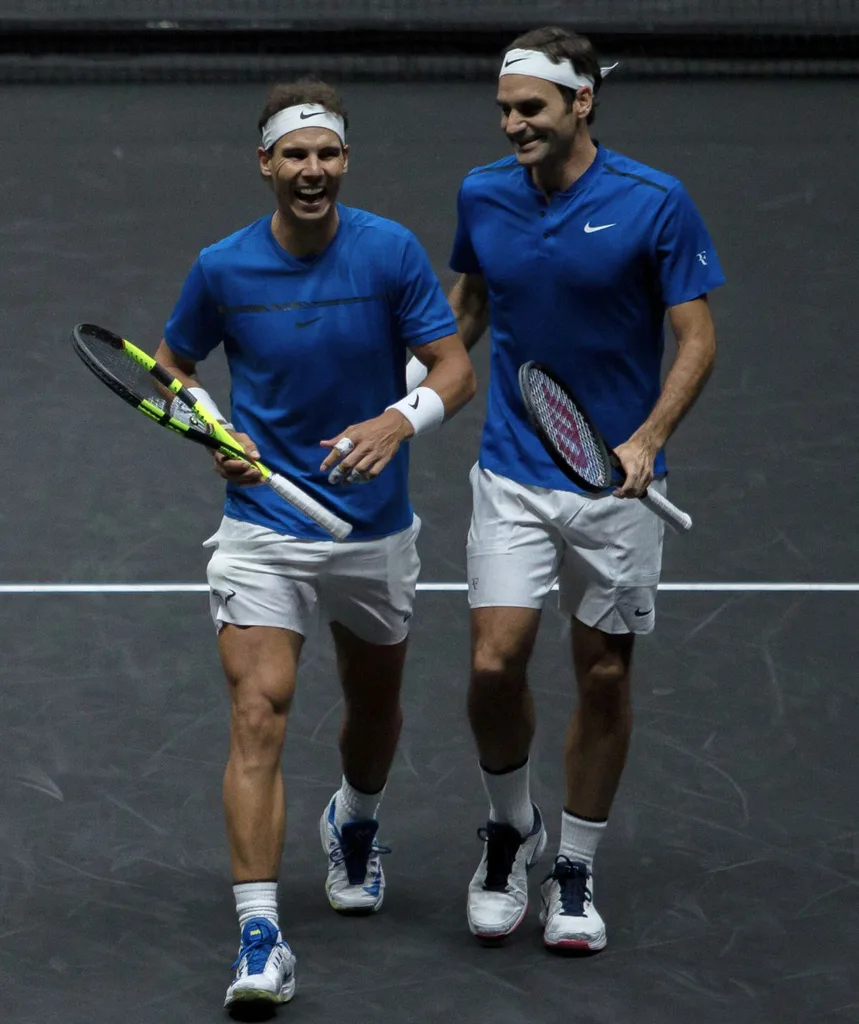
[540, 856, 607, 952]
[320, 795, 390, 914]
[467, 804, 547, 940]
[224, 917, 296, 1007]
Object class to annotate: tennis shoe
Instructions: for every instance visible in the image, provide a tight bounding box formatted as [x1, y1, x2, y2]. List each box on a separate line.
[540, 856, 607, 952]
[224, 917, 296, 1007]
[320, 794, 390, 913]
[467, 804, 547, 940]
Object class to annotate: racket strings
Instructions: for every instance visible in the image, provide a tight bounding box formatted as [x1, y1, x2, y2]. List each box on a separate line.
[86, 334, 201, 430]
[531, 373, 610, 488]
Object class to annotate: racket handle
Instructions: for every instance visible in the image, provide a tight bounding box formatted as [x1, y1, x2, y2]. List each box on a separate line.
[641, 486, 693, 533]
[266, 473, 353, 542]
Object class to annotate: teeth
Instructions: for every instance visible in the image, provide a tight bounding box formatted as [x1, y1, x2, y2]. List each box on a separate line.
[297, 188, 324, 198]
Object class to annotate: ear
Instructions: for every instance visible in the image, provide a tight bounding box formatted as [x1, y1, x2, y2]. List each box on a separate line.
[341, 143, 350, 174]
[258, 145, 273, 179]
[575, 86, 594, 121]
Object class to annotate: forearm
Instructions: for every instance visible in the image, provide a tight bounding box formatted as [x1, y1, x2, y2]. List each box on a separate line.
[422, 349, 476, 419]
[448, 274, 490, 351]
[633, 333, 715, 450]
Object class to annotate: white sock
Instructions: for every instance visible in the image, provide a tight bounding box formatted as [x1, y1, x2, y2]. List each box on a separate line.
[334, 775, 384, 828]
[559, 811, 607, 874]
[233, 881, 279, 932]
[480, 759, 534, 836]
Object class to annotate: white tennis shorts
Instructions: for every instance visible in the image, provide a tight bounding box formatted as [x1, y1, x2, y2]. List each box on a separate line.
[466, 465, 666, 634]
[203, 514, 421, 646]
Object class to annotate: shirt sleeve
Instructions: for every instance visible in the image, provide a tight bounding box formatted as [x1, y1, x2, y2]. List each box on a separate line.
[393, 232, 458, 348]
[449, 182, 482, 275]
[654, 183, 726, 307]
[163, 257, 224, 361]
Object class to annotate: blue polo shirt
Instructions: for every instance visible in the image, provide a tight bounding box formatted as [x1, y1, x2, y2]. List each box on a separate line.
[165, 206, 456, 539]
[450, 143, 725, 490]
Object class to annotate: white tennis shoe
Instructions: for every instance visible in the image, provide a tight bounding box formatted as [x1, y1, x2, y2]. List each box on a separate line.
[320, 794, 390, 913]
[467, 805, 547, 940]
[540, 856, 607, 952]
[224, 917, 296, 1007]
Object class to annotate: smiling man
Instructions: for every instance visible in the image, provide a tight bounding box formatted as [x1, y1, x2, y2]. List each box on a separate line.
[154, 77, 474, 1008]
[406, 26, 725, 951]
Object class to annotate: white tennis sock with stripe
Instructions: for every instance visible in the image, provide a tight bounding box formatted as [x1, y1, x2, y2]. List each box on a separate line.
[334, 776, 384, 827]
[558, 811, 607, 874]
[480, 759, 534, 836]
[233, 881, 279, 933]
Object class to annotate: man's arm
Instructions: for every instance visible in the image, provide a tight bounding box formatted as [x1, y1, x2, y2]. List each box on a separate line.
[446, 273, 490, 352]
[405, 273, 489, 391]
[614, 296, 716, 497]
[154, 339, 200, 388]
[153, 339, 262, 485]
[320, 331, 476, 481]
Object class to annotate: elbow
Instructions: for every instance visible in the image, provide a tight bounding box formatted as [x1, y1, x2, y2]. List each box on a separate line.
[462, 358, 478, 403]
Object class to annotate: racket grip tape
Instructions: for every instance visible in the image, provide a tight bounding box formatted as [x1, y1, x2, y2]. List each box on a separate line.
[266, 473, 353, 542]
[641, 486, 692, 532]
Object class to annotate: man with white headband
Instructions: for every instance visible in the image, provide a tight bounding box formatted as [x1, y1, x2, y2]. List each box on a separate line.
[154, 77, 475, 1007]
[407, 26, 724, 951]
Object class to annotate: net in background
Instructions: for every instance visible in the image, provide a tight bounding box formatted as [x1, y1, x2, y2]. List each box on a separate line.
[0, 1, 857, 82]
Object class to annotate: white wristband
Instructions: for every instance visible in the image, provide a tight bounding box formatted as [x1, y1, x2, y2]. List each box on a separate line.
[405, 356, 429, 392]
[386, 386, 445, 437]
[188, 386, 231, 426]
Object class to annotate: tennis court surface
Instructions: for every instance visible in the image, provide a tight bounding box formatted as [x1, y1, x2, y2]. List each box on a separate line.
[2, 5, 858, 1022]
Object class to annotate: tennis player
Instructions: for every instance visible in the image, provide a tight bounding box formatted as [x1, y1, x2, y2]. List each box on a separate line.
[154, 78, 475, 1006]
[408, 26, 725, 951]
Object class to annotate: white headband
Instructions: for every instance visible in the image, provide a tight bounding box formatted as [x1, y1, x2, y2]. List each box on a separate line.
[499, 48, 619, 91]
[261, 104, 346, 150]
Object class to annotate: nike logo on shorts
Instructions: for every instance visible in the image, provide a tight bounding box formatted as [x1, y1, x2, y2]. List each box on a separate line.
[634, 607, 652, 617]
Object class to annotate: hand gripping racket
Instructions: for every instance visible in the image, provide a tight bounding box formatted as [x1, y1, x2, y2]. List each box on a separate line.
[72, 323, 353, 541]
[518, 361, 692, 532]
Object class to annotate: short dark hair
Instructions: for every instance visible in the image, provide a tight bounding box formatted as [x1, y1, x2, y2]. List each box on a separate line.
[257, 77, 349, 147]
[504, 26, 602, 124]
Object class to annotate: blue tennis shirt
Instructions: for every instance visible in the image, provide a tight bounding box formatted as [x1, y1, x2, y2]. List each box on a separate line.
[450, 143, 726, 490]
[165, 206, 456, 540]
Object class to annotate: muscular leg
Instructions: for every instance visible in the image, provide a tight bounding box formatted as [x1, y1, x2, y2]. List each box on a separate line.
[330, 620, 407, 796]
[565, 619, 635, 820]
[220, 624, 303, 882]
[466, 605, 547, 940]
[468, 606, 542, 772]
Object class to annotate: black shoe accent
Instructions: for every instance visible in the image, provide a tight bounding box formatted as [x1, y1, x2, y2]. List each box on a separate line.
[477, 821, 525, 892]
[545, 856, 591, 916]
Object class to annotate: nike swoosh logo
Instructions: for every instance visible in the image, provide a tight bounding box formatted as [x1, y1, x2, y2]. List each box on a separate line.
[504, 56, 528, 67]
[296, 317, 321, 328]
[634, 608, 652, 617]
[408, 396, 419, 409]
[299, 110, 325, 120]
[584, 222, 617, 233]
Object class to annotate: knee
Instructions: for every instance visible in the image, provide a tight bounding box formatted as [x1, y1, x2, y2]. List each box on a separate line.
[471, 642, 529, 697]
[229, 677, 294, 760]
[578, 657, 630, 721]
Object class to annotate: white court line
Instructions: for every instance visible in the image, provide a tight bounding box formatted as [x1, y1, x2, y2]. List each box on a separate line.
[0, 582, 858, 594]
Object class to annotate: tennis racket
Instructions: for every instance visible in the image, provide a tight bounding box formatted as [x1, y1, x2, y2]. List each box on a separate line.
[71, 323, 353, 541]
[518, 361, 692, 532]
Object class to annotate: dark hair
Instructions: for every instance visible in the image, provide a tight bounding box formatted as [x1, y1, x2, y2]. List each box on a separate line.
[504, 26, 602, 124]
[257, 77, 349, 147]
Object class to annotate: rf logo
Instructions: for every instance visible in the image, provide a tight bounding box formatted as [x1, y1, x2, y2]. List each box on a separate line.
[696, 251, 708, 266]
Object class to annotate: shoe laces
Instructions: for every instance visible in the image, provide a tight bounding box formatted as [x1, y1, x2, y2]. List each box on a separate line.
[477, 821, 524, 892]
[233, 919, 281, 975]
[545, 856, 592, 916]
[329, 819, 391, 885]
